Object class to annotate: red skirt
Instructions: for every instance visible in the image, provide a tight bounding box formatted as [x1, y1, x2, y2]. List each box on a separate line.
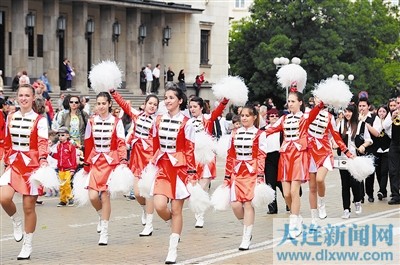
[278, 147, 309, 183]
[88, 155, 116, 192]
[230, 162, 257, 202]
[129, 140, 153, 177]
[196, 157, 217, 180]
[152, 155, 190, 200]
[309, 140, 334, 171]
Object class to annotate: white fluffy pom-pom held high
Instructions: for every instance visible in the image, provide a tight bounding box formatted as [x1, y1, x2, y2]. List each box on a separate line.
[138, 163, 159, 198]
[72, 169, 90, 207]
[187, 183, 211, 213]
[210, 184, 231, 211]
[313, 78, 353, 110]
[29, 166, 60, 190]
[347, 156, 375, 182]
[276, 64, 307, 93]
[195, 131, 216, 165]
[212, 76, 248, 106]
[251, 183, 276, 209]
[89, 60, 123, 93]
[107, 165, 134, 198]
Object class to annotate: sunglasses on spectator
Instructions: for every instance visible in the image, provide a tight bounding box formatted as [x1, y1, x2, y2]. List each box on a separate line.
[58, 134, 67, 137]
[269, 114, 278, 118]
[70, 101, 79, 104]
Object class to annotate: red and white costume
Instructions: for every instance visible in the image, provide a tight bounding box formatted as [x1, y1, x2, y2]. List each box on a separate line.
[308, 108, 351, 172]
[265, 108, 319, 182]
[189, 98, 229, 179]
[0, 110, 48, 195]
[112, 92, 156, 176]
[151, 112, 196, 200]
[225, 126, 267, 202]
[84, 114, 127, 191]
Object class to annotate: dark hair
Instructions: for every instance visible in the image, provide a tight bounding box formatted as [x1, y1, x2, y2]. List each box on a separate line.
[377, 105, 388, 118]
[165, 86, 187, 111]
[145, 94, 159, 105]
[69, 95, 82, 110]
[344, 104, 359, 141]
[232, 115, 240, 124]
[190, 96, 206, 114]
[225, 112, 233, 121]
[289, 91, 305, 113]
[96, 92, 112, 112]
[241, 104, 259, 128]
[33, 98, 46, 115]
[358, 97, 370, 106]
[63, 94, 71, 110]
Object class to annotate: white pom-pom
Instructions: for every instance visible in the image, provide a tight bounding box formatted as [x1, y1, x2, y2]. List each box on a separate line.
[29, 166, 60, 190]
[195, 131, 216, 164]
[187, 183, 211, 213]
[107, 165, 134, 198]
[138, 163, 159, 198]
[210, 184, 231, 211]
[89, 60, 123, 93]
[313, 78, 353, 109]
[212, 76, 248, 106]
[214, 134, 231, 158]
[251, 183, 275, 209]
[276, 64, 307, 92]
[347, 156, 375, 182]
[72, 169, 90, 207]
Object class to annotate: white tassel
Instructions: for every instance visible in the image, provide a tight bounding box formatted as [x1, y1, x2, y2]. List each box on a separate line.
[212, 76, 248, 106]
[251, 183, 276, 209]
[107, 165, 134, 198]
[187, 183, 211, 213]
[313, 78, 353, 110]
[194, 131, 216, 165]
[276, 64, 307, 93]
[72, 169, 90, 206]
[88, 60, 123, 93]
[347, 156, 375, 182]
[138, 164, 159, 198]
[29, 166, 60, 190]
[210, 184, 231, 211]
[214, 134, 231, 158]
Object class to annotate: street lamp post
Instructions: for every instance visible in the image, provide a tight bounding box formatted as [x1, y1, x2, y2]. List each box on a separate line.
[273, 57, 302, 101]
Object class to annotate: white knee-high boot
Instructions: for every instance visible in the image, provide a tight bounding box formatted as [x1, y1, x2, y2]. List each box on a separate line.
[98, 220, 109, 246]
[96, 210, 102, 233]
[310, 209, 319, 231]
[17, 233, 33, 260]
[11, 213, 23, 242]
[318, 196, 327, 219]
[289, 214, 303, 239]
[141, 205, 147, 226]
[165, 233, 180, 264]
[195, 212, 205, 228]
[238, 225, 253, 251]
[139, 214, 154, 236]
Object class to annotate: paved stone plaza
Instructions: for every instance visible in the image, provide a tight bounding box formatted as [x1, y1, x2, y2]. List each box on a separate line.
[1, 159, 399, 265]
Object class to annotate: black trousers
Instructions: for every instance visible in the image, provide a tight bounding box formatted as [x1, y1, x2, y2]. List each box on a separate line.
[388, 144, 400, 200]
[265, 151, 284, 211]
[375, 152, 389, 197]
[339, 169, 363, 211]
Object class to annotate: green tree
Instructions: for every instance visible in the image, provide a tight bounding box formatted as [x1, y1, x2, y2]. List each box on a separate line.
[229, 0, 400, 107]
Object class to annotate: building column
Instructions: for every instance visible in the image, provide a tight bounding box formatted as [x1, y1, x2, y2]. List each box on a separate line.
[126, 8, 140, 94]
[100, 5, 114, 60]
[72, 2, 88, 93]
[11, 0, 28, 78]
[147, 12, 165, 91]
[43, 0, 59, 92]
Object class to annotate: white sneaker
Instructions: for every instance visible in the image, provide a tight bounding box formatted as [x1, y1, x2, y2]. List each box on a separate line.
[354, 202, 362, 214]
[341, 209, 350, 219]
[11, 215, 23, 242]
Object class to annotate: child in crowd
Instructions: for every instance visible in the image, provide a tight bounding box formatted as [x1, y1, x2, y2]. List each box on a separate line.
[50, 127, 77, 207]
[231, 115, 242, 130]
[45, 131, 59, 197]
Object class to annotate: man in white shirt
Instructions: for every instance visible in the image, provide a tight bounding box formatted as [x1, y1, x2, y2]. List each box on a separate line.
[144, 64, 153, 95]
[152, 64, 161, 94]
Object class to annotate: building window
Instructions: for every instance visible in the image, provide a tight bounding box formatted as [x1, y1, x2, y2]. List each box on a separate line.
[200, 30, 210, 65]
[9, 32, 12, 55]
[235, 0, 245, 8]
[37, 34, 43, 57]
[28, 31, 34, 57]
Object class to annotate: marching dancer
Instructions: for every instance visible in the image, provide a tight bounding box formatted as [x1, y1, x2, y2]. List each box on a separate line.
[188, 96, 229, 228]
[150, 86, 196, 264]
[307, 97, 353, 227]
[224, 105, 267, 250]
[111, 89, 159, 236]
[83, 92, 127, 245]
[0, 84, 49, 259]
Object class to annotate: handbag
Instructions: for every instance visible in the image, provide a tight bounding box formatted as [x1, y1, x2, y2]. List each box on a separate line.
[333, 156, 348, 170]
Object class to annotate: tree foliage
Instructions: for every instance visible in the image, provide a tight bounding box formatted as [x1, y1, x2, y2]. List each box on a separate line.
[229, 0, 400, 107]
